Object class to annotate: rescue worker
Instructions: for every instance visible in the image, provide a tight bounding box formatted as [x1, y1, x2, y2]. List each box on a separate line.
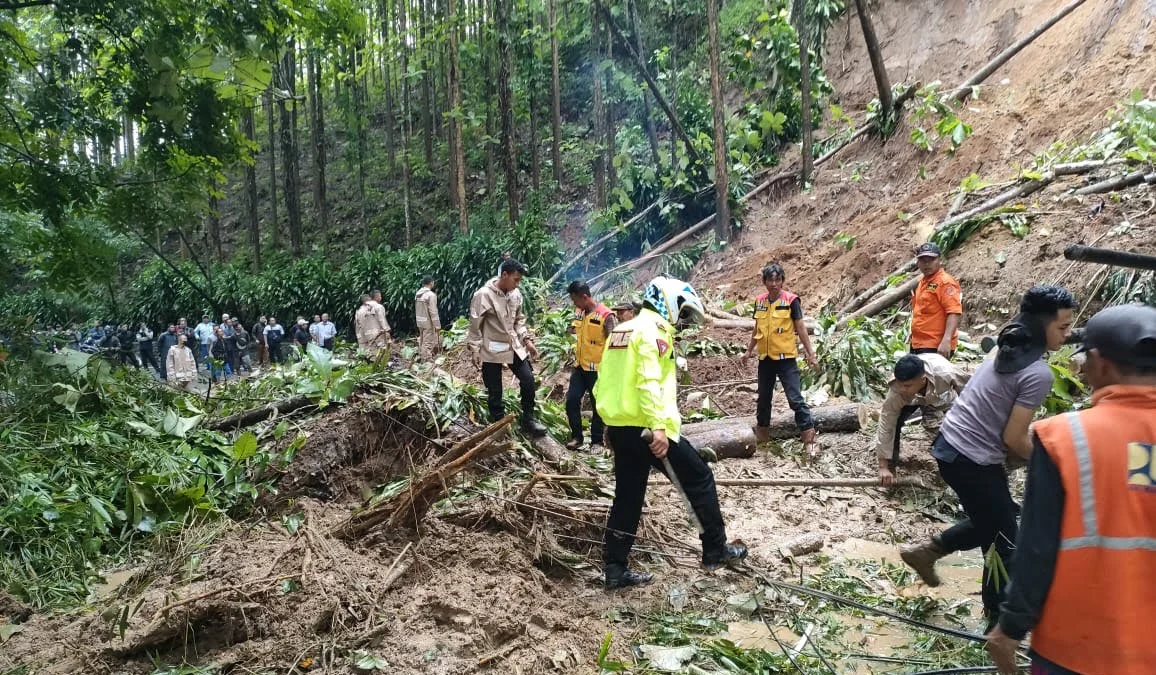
[874, 353, 970, 485]
[594, 275, 748, 588]
[370, 289, 392, 347]
[415, 276, 442, 361]
[985, 304, 1156, 675]
[355, 293, 390, 360]
[612, 300, 639, 324]
[166, 334, 197, 391]
[900, 284, 1075, 631]
[911, 242, 963, 358]
[468, 259, 547, 437]
[740, 263, 821, 458]
[565, 281, 616, 450]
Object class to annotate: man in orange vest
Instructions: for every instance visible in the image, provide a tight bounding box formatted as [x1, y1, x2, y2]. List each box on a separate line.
[985, 304, 1156, 675]
[566, 281, 616, 450]
[740, 262, 820, 458]
[911, 242, 963, 358]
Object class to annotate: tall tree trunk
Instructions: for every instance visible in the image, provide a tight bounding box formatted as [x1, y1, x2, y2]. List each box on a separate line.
[354, 44, 368, 226]
[279, 47, 303, 257]
[496, 0, 518, 223]
[382, 0, 397, 172]
[420, 0, 435, 166]
[483, 0, 497, 201]
[590, 0, 607, 208]
[448, 0, 468, 232]
[706, 0, 729, 238]
[123, 115, 135, 162]
[242, 107, 262, 272]
[628, 0, 660, 167]
[794, 0, 813, 186]
[548, 0, 563, 186]
[854, 0, 892, 121]
[604, 27, 615, 191]
[400, 0, 412, 141]
[264, 88, 280, 249]
[308, 46, 330, 239]
[529, 67, 541, 191]
[207, 192, 222, 261]
[401, 82, 414, 247]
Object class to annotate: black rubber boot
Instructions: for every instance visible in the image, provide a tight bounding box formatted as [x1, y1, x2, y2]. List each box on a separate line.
[703, 542, 749, 570]
[604, 564, 655, 589]
[521, 418, 548, 438]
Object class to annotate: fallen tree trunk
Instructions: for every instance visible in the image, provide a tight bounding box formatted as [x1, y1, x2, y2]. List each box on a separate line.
[934, 174, 1053, 236]
[681, 405, 867, 459]
[1053, 158, 1128, 176]
[209, 395, 317, 431]
[835, 275, 920, 328]
[708, 317, 755, 331]
[1072, 170, 1155, 196]
[546, 199, 662, 285]
[838, 263, 918, 316]
[948, 0, 1089, 101]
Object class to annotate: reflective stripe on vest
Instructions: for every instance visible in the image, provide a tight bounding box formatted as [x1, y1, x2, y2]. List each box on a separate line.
[575, 304, 611, 371]
[753, 291, 799, 360]
[1060, 413, 1156, 551]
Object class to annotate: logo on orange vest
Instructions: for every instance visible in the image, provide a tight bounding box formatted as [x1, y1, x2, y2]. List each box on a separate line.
[656, 338, 670, 356]
[926, 283, 939, 291]
[945, 285, 958, 297]
[1127, 442, 1156, 492]
[607, 329, 632, 349]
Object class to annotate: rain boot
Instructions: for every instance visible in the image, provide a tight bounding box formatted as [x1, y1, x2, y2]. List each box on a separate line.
[604, 563, 654, 589]
[900, 538, 947, 587]
[703, 542, 749, 570]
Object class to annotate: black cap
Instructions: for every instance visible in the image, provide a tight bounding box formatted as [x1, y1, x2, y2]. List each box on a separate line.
[1075, 304, 1156, 367]
[915, 242, 942, 258]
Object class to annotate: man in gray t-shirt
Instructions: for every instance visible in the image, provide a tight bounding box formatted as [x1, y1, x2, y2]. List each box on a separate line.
[899, 285, 1075, 633]
[937, 358, 1053, 466]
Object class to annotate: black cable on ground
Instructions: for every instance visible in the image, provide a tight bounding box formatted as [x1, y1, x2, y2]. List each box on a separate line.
[753, 573, 988, 643]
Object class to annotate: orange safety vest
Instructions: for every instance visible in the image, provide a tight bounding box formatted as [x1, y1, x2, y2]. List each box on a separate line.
[1030, 385, 1156, 675]
[753, 290, 799, 360]
[574, 303, 612, 371]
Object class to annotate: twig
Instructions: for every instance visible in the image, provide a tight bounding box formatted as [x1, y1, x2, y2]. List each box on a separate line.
[150, 573, 300, 620]
[380, 542, 413, 590]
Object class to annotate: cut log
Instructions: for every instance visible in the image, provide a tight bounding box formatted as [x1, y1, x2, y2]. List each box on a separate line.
[681, 405, 867, 459]
[706, 306, 743, 320]
[1064, 245, 1156, 273]
[934, 175, 1053, 237]
[948, 0, 1089, 102]
[1053, 158, 1128, 176]
[708, 318, 755, 331]
[1072, 170, 1154, 196]
[838, 263, 918, 316]
[209, 395, 317, 431]
[779, 532, 825, 558]
[835, 275, 920, 328]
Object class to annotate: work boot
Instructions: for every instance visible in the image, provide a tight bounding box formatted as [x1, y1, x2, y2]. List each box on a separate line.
[703, 542, 749, 570]
[900, 539, 947, 587]
[565, 437, 582, 451]
[521, 418, 548, 438]
[801, 427, 820, 461]
[604, 564, 654, 589]
[753, 425, 772, 443]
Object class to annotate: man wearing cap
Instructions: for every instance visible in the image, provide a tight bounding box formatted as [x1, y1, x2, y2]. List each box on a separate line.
[911, 242, 963, 359]
[611, 300, 638, 324]
[985, 304, 1156, 675]
[565, 281, 616, 450]
[900, 284, 1075, 631]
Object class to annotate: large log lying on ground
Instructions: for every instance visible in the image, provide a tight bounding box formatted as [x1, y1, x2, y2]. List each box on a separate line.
[681, 404, 868, 459]
[835, 275, 920, 328]
[209, 395, 317, 431]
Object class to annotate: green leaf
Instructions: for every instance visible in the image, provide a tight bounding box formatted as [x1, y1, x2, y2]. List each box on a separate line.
[126, 420, 161, 437]
[273, 420, 290, 440]
[232, 431, 259, 461]
[161, 409, 203, 438]
[353, 650, 390, 671]
[0, 624, 23, 643]
[52, 384, 81, 413]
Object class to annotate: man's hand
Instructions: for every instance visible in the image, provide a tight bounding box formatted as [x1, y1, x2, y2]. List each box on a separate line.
[525, 340, 540, 360]
[740, 350, 752, 365]
[985, 625, 1021, 675]
[649, 429, 669, 459]
[805, 352, 819, 370]
[880, 464, 896, 486]
[937, 340, 952, 359]
[471, 350, 481, 369]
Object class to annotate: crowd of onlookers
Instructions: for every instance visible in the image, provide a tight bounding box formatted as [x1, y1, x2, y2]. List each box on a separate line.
[45, 312, 342, 389]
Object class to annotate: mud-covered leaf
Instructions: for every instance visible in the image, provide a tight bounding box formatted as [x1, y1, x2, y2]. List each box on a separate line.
[0, 624, 23, 642]
[352, 650, 390, 670]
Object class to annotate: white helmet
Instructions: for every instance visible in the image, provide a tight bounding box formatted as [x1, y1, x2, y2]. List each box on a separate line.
[642, 276, 706, 326]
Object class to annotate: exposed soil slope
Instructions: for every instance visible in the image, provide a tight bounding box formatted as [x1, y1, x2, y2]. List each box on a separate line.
[698, 0, 1156, 319]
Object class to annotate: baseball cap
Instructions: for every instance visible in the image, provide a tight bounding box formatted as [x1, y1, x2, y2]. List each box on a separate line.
[1075, 304, 1156, 367]
[915, 242, 942, 258]
[612, 300, 638, 311]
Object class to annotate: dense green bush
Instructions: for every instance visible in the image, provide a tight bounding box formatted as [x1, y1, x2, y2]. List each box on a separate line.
[125, 212, 561, 334]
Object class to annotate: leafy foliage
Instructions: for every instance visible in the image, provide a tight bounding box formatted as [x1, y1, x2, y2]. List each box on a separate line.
[804, 314, 909, 401]
[903, 83, 972, 154]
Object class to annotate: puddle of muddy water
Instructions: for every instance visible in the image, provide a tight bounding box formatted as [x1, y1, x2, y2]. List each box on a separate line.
[833, 537, 984, 608]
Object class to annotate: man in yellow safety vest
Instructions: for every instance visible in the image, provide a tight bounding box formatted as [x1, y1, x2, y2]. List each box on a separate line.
[565, 281, 616, 450]
[593, 275, 747, 588]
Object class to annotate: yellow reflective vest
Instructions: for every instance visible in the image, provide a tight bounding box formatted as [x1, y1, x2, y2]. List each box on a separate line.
[573, 303, 612, 371]
[753, 290, 799, 360]
[593, 308, 682, 440]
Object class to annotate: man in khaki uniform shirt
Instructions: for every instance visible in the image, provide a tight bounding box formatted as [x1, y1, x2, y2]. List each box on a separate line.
[355, 293, 390, 360]
[874, 353, 970, 484]
[415, 276, 441, 361]
[468, 259, 546, 436]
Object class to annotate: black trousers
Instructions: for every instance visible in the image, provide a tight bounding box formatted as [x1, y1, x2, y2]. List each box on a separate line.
[755, 357, 814, 430]
[268, 341, 283, 363]
[566, 368, 604, 444]
[934, 437, 1019, 616]
[481, 355, 536, 423]
[911, 346, 954, 359]
[603, 427, 728, 566]
[139, 348, 160, 374]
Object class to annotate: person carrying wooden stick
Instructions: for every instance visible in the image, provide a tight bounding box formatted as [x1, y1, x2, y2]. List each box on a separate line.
[740, 262, 820, 459]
